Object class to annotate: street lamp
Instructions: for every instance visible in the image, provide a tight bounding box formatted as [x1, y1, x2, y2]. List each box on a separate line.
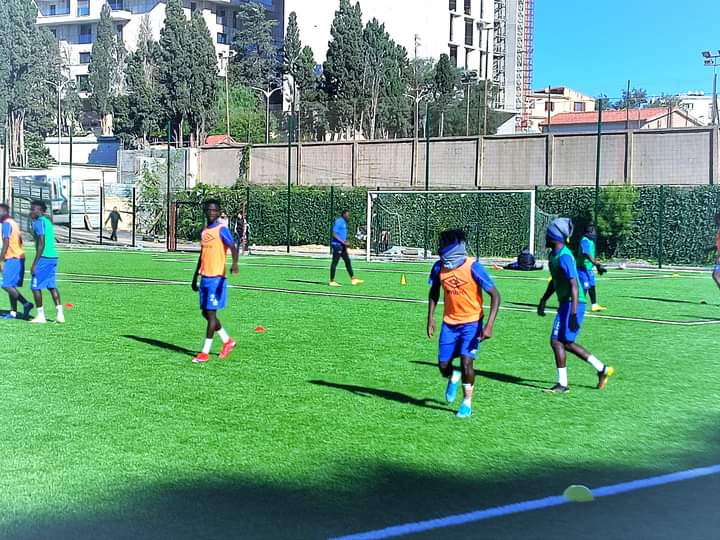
[251, 86, 283, 144]
[42, 77, 73, 170]
[477, 20, 493, 135]
[702, 50, 720, 126]
[218, 50, 237, 137]
[461, 70, 478, 136]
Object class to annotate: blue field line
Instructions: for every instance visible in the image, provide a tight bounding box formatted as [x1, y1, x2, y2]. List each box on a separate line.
[329, 464, 720, 540]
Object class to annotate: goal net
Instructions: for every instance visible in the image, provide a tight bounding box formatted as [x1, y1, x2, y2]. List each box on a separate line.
[366, 190, 539, 262]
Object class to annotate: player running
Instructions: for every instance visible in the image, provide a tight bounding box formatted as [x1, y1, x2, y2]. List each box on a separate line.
[538, 218, 614, 394]
[29, 201, 64, 324]
[0, 204, 33, 320]
[329, 210, 363, 287]
[427, 229, 501, 418]
[576, 224, 607, 312]
[191, 200, 239, 364]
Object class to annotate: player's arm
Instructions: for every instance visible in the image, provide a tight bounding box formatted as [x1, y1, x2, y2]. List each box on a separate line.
[31, 221, 45, 274]
[191, 252, 201, 292]
[427, 263, 441, 338]
[569, 277, 580, 331]
[538, 280, 555, 316]
[0, 233, 8, 271]
[482, 286, 501, 340]
[220, 226, 239, 274]
[582, 239, 606, 273]
[332, 230, 348, 247]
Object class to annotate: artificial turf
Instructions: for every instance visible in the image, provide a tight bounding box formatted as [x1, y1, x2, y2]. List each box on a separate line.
[1, 249, 718, 540]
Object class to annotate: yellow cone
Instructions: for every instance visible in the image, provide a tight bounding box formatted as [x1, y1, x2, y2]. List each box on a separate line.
[563, 485, 594, 503]
[400, 274, 408, 286]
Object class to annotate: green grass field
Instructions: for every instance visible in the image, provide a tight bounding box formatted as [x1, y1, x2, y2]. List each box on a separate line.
[1, 249, 719, 540]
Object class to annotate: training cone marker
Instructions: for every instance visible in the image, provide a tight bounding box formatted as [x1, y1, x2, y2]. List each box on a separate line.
[64, 304, 74, 309]
[563, 485, 594, 503]
[255, 326, 267, 333]
[672, 273, 681, 278]
[400, 274, 407, 286]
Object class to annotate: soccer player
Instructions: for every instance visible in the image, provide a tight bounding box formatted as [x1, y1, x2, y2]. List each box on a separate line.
[29, 201, 64, 324]
[329, 210, 363, 287]
[0, 204, 33, 320]
[427, 229, 501, 418]
[191, 200, 239, 364]
[538, 218, 614, 394]
[576, 224, 607, 312]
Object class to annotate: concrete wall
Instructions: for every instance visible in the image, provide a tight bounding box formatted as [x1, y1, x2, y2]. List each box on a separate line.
[196, 127, 720, 190]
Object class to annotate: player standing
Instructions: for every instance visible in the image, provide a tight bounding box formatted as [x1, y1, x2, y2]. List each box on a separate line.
[329, 210, 363, 287]
[29, 201, 64, 324]
[427, 230, 501, 418]
[576, 224, 607, 312]
[538, 218, 614, 394]
[191, 200, 239, 364]
[0, 204, 33, 320]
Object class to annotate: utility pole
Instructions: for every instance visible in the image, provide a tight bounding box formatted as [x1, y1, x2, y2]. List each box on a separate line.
[252, 86, 283, 144]
[702, 51, 720, 126]
[219, 51, 236, 137]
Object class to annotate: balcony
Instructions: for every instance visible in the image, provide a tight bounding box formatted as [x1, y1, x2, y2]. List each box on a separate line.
[37, 10, 131, 26]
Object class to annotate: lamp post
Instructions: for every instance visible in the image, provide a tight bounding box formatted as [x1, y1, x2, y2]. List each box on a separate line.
[461, 70, 478, 136]
[478, 21, 493, 135]
[42, 77, 73, 169]
[218, 50, 237, 137]
[251, 86, 283, 144]
[702, 51, 720, 125]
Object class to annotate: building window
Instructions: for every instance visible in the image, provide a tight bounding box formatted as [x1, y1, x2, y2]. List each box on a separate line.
[465, 48, 472, 70]
[217, 9, 226, 26]
[116, 24, 124, 39]
[77, 75, 90, 92]
[464, 17, 473, 46]
[191, 2, 197, 11]
[449, 45, 458, 66]
[77, 0, 90, 17]
[574, 102, 586, 112]
[544, 102, 555, 112]
[217, 33, 228, 45]
[79, 24, 92, 44]
[109, 0, 124, 9]
[80, 52, 91, 64]
[464, 0, 471, 15]
[449, 0, 457, 11]
[233, 11, 239, 29]
[49, 4, 57, 15]
[449, 15, 454, 41]
[50, 28, 57, 38]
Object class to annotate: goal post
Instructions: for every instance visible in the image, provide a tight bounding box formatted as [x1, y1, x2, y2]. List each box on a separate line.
[366, 189, 543, 262]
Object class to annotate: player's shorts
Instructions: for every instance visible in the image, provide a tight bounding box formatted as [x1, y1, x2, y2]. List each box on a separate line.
[2, 258, 25, 288]
[714, 264, 720, 274]
[577, 267, 595, 290]
[31, 257, 58, 290]
[199, 276, 228, 311]
[438, 320, 482, 363]
[552, 302, 586, 344]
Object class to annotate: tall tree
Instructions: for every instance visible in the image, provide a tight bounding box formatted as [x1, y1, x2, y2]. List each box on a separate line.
[188, 10, 218, 146]
[211, 85, 269, 144]
[119, 15, 161, 148]
[614, 87, 648, 110]
[433, 53, 458, 136]
[378, 44, 412, 138]
[324, 0, 365, 138]
[230, 2, 278, 90]
[88, 3, 125, 135]
[157, 0, 192, 145]
[283, 11, 302, 115]
[409, 57, 435, 139]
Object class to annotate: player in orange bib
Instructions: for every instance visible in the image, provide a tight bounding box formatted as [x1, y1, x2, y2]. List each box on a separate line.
[0, 204, 34, 320]
[427, 230, 501, 418]
[191, 200, 239, 363]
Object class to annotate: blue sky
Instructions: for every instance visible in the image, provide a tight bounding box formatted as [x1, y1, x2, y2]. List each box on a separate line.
[533, 0, 720, 99]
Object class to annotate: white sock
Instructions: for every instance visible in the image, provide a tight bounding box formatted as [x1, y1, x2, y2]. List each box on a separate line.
[37, 307, 45, 319]
[450, 370, 461, 384]
[202, 338, 213, 354]
[587, 355, 605, 372]
[9, 311, 16, 318]
[56, 305, 64, 315]
[462, 384, 473, 407]
[558, 367, 568, 387]
[217, 327, 230, 344]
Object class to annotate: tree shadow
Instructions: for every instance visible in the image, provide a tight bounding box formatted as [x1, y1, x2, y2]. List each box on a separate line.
[308, 379, 453, 413]
[409, 361, 596, 390]
[122, 335, 195, 357]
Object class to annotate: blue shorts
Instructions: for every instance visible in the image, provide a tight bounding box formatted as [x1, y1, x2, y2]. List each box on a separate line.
[714, 265, 720, 274]
[577, 268, 595, 291]
[199, 276, 228, 311]
[552, 302, 586, 344]
[438, 321, 482, 363]
[31, 257, 58, 290]
[2, 258, 25, 288]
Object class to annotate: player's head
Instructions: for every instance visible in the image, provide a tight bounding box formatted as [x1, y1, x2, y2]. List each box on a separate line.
[30, 200, 47, 219]
[0, 203, 9, 221]
[341, 209, 349, 221]
[113, 206, 118, 212]
[585, 223, 597, 240]
[439, 229, 466, 251]
[546, 217, 573, 248]
[204, 199, 221, 223]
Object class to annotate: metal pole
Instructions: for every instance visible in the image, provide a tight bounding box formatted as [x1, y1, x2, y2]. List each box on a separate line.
[99, 186, 104, 245]
[594, 100, 603, 224]
[713, 70, 718, 126]
[546, 87, 551, 130]
[482, 34, 490, 135]
[2, 127, 7, 202]
[286, 114, 293, 253]
[265, 92, 271, 144]
[57, 84, 62, 171]
[465, 82, 471, 136]
[424, 103, 431, 259]
[132, 186, 136, 248]
[225, 69, 231, 137]
[658, 185, 665, 269]
[68, 127, 73, 243]
[625, 79, 630, 130]
[166, 120, 171, 250]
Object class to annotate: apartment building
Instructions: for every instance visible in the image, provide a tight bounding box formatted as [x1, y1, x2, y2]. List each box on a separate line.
[526, 86, 596, 133]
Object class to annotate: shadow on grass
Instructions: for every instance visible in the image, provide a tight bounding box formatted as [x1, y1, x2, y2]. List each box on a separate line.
[122, 335, 195, 357]
[308, 379, 453, 413]
[409, 361, 596, 390]
[287, 279, 329, 286]
[3, 452, 719, 540]
[623, 296, 718, 307]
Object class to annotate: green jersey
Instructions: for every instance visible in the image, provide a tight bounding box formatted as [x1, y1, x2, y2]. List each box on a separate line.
[576, 236, 595, 271]
[33, 215, 58, 258]
[549, 245, 586, 304]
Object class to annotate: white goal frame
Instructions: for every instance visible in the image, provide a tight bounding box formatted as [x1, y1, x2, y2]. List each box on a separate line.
[366, 189, 537, 262]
